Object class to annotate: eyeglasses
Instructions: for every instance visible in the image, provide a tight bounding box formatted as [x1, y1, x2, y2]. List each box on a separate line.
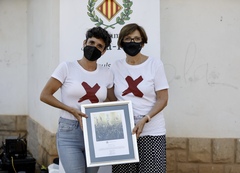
[123, 36, 142, 43]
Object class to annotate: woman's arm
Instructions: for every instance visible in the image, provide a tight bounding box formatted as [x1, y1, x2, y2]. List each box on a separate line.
[144, 89, 168, 120]
[132, 89, 168, 138]
[106, 86, 118, 101]
[40, 77, 87, 122]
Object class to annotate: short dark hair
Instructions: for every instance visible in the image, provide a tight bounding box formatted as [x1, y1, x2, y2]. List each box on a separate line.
[85, 27, 112, 50]
[117, 23, 148, 47]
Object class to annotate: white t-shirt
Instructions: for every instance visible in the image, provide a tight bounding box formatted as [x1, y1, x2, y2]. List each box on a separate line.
[110, 57, 169, 136]
[52, 61, 113, 120]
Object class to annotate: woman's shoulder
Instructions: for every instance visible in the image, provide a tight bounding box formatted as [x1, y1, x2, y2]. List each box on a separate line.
[58, 60, 76, 66]
[147, 56, 162, 62]
[59, 60, 80, 69]
[147, 56, 163, 66]
[110, 58, 125, 67]
[65, 60, 78, 65]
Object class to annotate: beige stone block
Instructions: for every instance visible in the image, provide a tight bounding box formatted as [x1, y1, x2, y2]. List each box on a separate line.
[177, 150, 187, 162]
[28, 136, 39, 150]
[27, 117, 39, 141]
[34, 145, 44, 165]
[42, 129, 57, 155]
[213, 138, 235, 163]
[189, 138, 211, 163]
[38, 146, 57, 166]
[225, 165, 240, 173]
[26, 117, 59, 167]
[33, 119, 57, 155]
[167, 137, 187, 150]
[236, 139, 240, 163]
[37, 124, 45, 146]
[167, 150, 176, 173]
[177, 163, 198, 173]
[0, 115, 16, 130]
[38, 146, 51, 167]
[199, 164, 224, 173]
[16, 115, 27, 131]
[27, 135, 40, 159]
[37, 145, 45, 165]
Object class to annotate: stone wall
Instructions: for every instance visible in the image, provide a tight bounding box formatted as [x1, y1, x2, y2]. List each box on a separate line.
[0, 115, 240, 173]
[167, 138, 240, 173]
[0, 115, 27, 145]
[27, 117, 58, 167]
[0, 115, 58, 169]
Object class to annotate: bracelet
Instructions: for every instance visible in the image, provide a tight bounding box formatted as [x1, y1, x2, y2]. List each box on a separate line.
[145, 115, 151, 122]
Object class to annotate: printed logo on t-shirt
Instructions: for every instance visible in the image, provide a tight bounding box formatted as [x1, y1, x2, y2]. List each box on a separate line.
[122, 76, 143, 97]
[78, 82, 100, 103]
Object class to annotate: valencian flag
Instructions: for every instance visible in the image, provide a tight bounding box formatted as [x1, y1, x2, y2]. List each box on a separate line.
[97, 0, 122, 21]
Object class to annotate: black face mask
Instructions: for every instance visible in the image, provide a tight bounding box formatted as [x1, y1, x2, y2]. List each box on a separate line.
[122, 42, 142, 56]
[84, 46, 102, 61]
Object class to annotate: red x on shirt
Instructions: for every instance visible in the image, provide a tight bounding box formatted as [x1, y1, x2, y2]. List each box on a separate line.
[78, 82, 100, 103]
[122, 76, 143, 97]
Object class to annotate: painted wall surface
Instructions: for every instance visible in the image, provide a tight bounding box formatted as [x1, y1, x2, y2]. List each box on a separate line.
[0, 0, 240, 138]
[27, 0, 60, 132]
[161, 0, 240, 138]
[0, 0, 28, 114]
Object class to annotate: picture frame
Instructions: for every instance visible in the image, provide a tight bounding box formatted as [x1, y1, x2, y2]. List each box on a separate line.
[81, 100, 139, 167]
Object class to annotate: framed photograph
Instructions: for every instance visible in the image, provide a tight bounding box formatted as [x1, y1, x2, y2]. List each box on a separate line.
[81, 100, 139, 167]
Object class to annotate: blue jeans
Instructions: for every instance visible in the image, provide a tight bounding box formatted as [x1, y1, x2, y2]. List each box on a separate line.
[57, 117, 99, 173]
